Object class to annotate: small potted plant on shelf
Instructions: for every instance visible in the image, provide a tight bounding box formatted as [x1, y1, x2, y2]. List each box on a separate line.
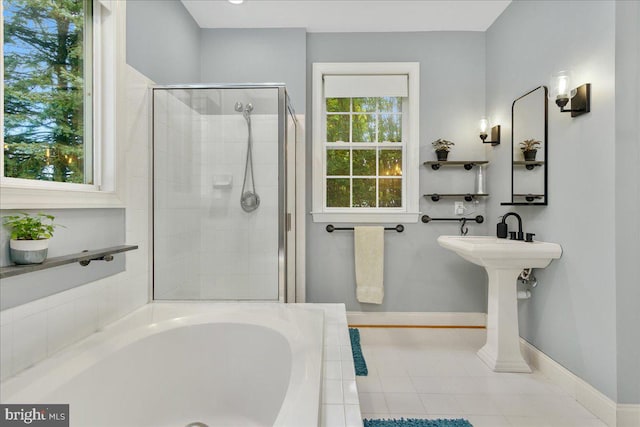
[2, 212, 62, 265]
[520, 139, 541, 161]
[432, 138, 455, 161]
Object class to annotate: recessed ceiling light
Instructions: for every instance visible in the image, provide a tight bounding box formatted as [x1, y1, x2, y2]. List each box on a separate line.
[228, 0, 244, 4]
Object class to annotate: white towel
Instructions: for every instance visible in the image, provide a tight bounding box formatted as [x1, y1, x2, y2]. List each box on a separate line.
[354, 226, 384, 304]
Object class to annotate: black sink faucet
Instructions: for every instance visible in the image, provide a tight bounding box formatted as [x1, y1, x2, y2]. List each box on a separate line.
[497, 212, 524, 241]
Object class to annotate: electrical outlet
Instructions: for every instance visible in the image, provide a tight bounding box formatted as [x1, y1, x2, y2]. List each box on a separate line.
[454, 202, 465, 215]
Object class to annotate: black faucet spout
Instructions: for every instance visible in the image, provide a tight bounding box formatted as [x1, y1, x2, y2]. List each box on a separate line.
[497, 212, 524, 240]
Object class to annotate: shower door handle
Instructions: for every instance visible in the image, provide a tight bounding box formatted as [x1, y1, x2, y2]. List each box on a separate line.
[286, 213, 292, 232]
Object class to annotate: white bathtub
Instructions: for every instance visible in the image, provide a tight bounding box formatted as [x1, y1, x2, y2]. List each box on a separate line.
[1, 303, 325, 427]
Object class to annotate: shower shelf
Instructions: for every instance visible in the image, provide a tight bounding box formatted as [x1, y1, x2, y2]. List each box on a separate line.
[0, 245, 138, 279]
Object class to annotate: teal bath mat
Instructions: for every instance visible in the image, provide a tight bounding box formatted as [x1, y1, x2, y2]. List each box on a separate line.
[363, 418, 473, 427]
[349, 328, 368, 376]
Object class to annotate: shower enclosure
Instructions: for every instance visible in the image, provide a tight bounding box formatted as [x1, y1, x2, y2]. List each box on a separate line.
[152, 85, 297, 302]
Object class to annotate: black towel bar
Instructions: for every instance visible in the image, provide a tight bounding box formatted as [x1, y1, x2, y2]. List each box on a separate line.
[326, 224, 405, 233]
[421, 215, 484, 224]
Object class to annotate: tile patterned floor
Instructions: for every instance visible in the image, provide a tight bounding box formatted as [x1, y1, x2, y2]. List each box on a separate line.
[356, 327, 607, 427]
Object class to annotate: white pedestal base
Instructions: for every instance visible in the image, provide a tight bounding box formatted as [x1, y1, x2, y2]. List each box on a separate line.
[478, 267, 532, 373]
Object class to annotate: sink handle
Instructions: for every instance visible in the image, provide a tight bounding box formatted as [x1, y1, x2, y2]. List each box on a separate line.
[497, 222, 508, 238]
[526, 233, 536, 242]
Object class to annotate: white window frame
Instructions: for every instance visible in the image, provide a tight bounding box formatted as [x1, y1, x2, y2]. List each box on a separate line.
[0, 0, 125, 209]
[312, 62, 420, 223]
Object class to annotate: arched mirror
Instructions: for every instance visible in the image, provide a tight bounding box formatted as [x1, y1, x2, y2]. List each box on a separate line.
[502, 85, 548, 206]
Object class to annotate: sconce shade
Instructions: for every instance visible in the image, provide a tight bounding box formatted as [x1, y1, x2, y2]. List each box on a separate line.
[479, 118, 500, 146]
[550, 71, 575, 104]
[479, 118, 489, 139]
[550, 71, 590, 117]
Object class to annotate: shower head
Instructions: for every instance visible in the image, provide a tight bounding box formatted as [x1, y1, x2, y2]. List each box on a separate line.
[244, 103, 253, 113]
[234, 101, 244, 112]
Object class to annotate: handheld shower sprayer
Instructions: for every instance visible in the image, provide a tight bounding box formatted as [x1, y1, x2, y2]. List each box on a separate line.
[235, 101, 260, 212]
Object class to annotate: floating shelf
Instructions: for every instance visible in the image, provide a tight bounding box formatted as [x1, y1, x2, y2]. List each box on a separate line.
[514, 161, 545, 170]
[514, 194, 544, 202]
[501, 194, 546, 205]
[0, 245, 138, 279]
[424, 160, 488, 171]
[424, 193, 489, 202]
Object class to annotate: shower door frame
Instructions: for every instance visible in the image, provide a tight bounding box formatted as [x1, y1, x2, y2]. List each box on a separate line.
[150, 83, 295, 302]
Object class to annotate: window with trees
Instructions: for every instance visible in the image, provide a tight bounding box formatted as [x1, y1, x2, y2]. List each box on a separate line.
[312, 63, 420, 223]
[2, 0, 93, 185]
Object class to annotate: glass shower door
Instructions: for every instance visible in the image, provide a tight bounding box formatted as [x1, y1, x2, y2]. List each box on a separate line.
[152, 86, 285, 301]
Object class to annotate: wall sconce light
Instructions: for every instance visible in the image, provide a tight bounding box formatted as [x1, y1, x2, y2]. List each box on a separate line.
[479, 117, 500, 146]
[550, 70, 591, 117]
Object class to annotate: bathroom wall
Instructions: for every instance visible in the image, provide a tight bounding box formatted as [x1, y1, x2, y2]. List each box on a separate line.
[199, 28, 307, 113]
[0, 209, 125, 309]
[305, 32, 490, 312]
[614, 0, 640, 406]
[0, 64, 153, 381]
[485, 0, 618, 401]
[126, 0, 201, 84]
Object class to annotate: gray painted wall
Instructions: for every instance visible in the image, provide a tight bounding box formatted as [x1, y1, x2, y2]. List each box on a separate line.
[0, 209, 126, 309]
[126, 0, 201, 84]
[200, 28, 307, 113]
[486, 1, 618, 400]
[615, 0, 640, 405]
[305, 32, 490, 312]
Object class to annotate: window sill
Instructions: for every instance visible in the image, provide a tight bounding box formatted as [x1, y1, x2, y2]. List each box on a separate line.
[312, 212, 420, 224]
[0, 185, 124, 209]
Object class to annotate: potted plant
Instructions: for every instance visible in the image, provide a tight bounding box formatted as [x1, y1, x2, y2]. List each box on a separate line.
[520, 139, 541, 161]
[432, 138, 455, 161]
[2, 212, 61, 264]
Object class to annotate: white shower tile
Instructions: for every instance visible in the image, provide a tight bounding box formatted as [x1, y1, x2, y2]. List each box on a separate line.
[0, 324, 14, 381]
[74, 294, 100, 341]
[325, 360, 343, 380]
[343, 380, 360, 405]
[321, 404, 346, 427]
[344, 405, 363, 427]
[12, 312, 48, 373]
[323, 379, 345, 404]
[46, 302, 77, 355]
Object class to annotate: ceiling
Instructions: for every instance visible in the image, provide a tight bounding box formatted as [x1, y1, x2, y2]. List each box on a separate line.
[181, 0, 512, 33]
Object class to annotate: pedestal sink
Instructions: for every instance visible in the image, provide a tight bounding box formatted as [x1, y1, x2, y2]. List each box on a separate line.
[437, 235, 562, 373]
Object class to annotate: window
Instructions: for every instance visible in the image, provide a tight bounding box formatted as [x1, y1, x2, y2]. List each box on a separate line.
[1, 0, 123, 208]
[312, 63, 420, 223]
[3, 0, 93, 184]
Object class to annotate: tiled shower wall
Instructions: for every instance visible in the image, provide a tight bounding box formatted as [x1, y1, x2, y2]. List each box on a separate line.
[198, 113, 279, 300]
[154, 91, 280, 301]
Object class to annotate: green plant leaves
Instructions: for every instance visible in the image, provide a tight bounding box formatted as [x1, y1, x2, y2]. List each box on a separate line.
[2, 212, 62, 240]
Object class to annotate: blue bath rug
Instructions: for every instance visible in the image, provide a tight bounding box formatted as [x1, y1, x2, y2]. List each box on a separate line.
[363, 418, 473, 427]
[349, 328, 368, 376]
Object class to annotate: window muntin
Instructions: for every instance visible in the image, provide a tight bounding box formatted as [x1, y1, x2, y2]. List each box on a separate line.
[2, 0, 93, 184]
[324, 96, 404, 209]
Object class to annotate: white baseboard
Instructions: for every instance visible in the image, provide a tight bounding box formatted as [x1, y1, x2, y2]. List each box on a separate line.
[520, 338, 640, 427]
[346, 311, 486, 327]
[616, 404, 640, 427]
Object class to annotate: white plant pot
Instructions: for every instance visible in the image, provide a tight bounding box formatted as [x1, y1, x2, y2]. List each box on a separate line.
[9, 239, 49, 264]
